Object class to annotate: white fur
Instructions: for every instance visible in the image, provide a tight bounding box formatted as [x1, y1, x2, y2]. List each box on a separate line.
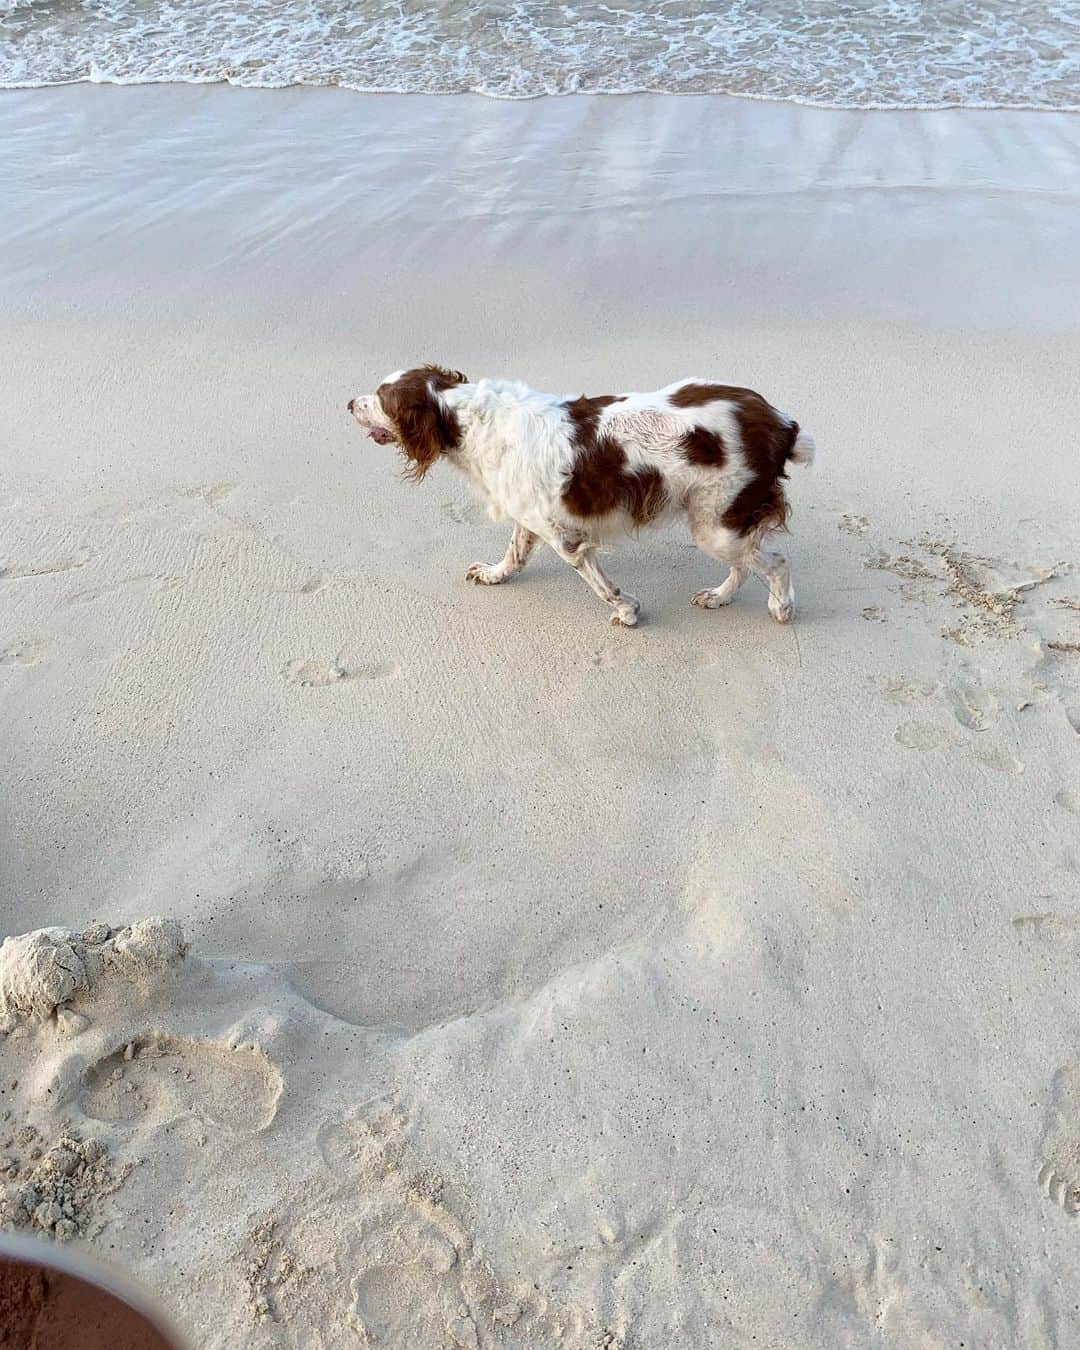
[350, 373, 814, 626]
[790, 428, 816, 465]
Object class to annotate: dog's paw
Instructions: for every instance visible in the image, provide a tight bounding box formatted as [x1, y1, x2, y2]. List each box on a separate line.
[610, 593, 641, 627]
[465, 562, 506, 586]
[691, 587, 734, 609]
[769, 595, 795, 624]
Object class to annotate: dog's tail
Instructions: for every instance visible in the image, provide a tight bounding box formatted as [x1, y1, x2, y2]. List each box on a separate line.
[785, 421, 816, 467]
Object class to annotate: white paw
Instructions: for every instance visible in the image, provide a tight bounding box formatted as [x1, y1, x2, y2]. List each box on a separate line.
[691, 587, 734, 609]
[610, 593, 640, 627]
[465, 563, 506, 586]
[769, 595, 795, 624]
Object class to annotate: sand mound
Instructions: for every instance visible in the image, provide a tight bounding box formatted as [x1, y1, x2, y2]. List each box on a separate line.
[0, 918, 187, 1029]
[0, 930, 87, 1023]
[0, 1126, 132, 1242]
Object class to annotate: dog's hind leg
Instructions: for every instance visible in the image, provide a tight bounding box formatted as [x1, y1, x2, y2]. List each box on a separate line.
[689, 510, 752, 611]
[690, 508, 794, 623]
[750, 546, 794, 623]
[548, 529, 640, 627]
[466, 522, 539, 585]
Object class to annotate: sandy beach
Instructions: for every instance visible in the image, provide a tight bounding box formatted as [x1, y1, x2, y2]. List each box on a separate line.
[2, 85, 1080, 1346]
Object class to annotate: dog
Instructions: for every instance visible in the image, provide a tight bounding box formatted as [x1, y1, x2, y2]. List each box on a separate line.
[348, 366, 815, 625]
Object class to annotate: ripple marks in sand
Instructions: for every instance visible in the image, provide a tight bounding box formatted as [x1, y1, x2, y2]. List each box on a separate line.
[80, 1033, 282, 1133]
[283, 657, 400, 687]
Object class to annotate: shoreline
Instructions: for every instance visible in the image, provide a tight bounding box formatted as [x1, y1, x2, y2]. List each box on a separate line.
[5, 78, 1080, 116]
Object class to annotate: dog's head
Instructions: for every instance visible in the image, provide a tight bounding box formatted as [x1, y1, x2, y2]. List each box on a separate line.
[347, 365, 469, 480]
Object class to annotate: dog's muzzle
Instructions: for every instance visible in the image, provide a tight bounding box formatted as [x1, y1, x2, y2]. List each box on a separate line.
[347, 397, 394, 443]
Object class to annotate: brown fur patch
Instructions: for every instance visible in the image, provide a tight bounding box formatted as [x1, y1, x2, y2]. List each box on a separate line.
[564, 394, 624, 445]
[621, 463, 668, 527]
[669, 383, 798, 537]
[561, 444, 667, 527]
[681, 426, 726, 466]
[721, 477, 791, 536]
[562, 393, 666, 528]
[669, 382, 753, 408]
[377, 365, 467, 481]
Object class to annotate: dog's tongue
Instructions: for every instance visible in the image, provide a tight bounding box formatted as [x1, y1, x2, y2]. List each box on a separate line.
[369, 428, 392, 445]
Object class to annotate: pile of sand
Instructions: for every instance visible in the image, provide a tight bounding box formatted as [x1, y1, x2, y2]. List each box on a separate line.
[0, 919, 185, 1242]
[0, 1127, 130, 1242]
[0, 918, 186, 1034]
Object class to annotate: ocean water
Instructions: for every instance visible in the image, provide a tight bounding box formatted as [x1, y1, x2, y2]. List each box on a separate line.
[0, 0, 1077, 107]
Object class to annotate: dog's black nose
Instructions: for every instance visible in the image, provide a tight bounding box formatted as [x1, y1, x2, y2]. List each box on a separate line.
[347, 398, 355, 413]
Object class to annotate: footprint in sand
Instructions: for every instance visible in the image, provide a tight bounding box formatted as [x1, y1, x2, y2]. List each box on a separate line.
[1013, 913, 1080, 948]
[839, 514, 870, 537]
[946, 683, 998, 732]
[283, 657, 400, 687]
[310, 1107, 622, 1350]
[966, 742, 1024, 774]
[440, 499, 485, 527]
[861, 606, 887, 623]
[590, 638, 645, 669]
[289, 573, 330, 597]
[1056, 790, 1080, 816]
[317, 1109, 487, 1346]
[894, 721, 954, 752]
[863, 549, 936, 582]
[1039, 1066, 1080, 1216]
[80, 1033, 282, 1133]
[877, 675, 937, 705]
[894, 720, 1023, 772]
[234, 1104, 621, 1348]
[350, 1233, 469, 1349]
[0, 640, 46, 667]
[178, 482, 235, 507]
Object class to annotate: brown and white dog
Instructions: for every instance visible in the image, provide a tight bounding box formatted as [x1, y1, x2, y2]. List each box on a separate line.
[348, 366, 815, 625]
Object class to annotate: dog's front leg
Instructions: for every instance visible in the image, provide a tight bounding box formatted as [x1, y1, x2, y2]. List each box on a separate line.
[466, 522, 539, 586]
[549, 530, 640, 627]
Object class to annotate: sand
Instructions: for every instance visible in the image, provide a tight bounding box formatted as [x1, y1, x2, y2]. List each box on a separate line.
[1, 84, 1080, 1347]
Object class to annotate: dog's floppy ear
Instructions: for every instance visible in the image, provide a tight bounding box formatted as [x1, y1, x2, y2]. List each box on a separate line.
[379, 367, 467, 481]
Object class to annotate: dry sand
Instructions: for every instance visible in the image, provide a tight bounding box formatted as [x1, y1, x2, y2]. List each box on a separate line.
[2, 86, 1080, 1347]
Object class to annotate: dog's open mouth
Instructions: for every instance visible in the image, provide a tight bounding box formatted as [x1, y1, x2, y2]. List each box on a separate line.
[368, 428, 394, 445]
